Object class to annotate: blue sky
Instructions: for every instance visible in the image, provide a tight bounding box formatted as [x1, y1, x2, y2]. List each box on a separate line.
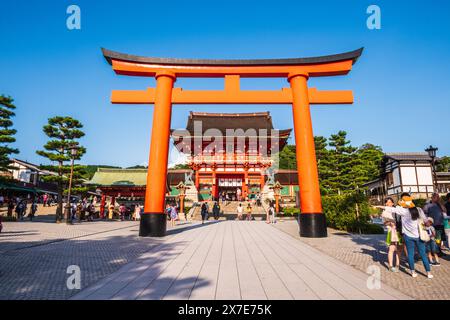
[1, 0, 449, 167]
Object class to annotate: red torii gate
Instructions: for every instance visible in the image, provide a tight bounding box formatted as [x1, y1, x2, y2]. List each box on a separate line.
[102, 47, 363, 238]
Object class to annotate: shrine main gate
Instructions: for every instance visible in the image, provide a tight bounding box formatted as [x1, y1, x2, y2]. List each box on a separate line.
[102, 47, 363, 238]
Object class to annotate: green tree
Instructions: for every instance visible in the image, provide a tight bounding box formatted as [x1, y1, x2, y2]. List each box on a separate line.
[314, 136, 334, 194]
[0, 95, 19, 174]
[351, 143, 383, 186]
[327, 131, 358, 193]
[436, 156, 450, 172]
[36, 116, 86, 222]
[277, 145, 297, 170]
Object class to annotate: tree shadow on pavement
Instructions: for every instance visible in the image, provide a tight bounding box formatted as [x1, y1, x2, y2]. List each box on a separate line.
[0, 228, 211, 300]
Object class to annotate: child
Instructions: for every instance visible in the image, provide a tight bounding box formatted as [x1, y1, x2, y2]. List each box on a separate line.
[381, 198, 401, 272]
[425, 217, 440, 266]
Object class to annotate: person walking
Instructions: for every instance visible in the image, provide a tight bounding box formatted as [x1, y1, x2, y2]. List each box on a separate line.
[236, 203, 243, 220]
[7, 199, 14, 218]
[424, 193, 447, 255]
[134, 204, 141, 221]
[43, 193, 48, 207]
[108, 203, 114, 220]
[376, 193, 433, 279]
[246, 203, 252, 221]
[15, 200, 25, 221]
[119, 203, 126, 221]
[170, 203, 178, 227]
[201, 202, 208, 224]
[76, 201, 83, 222]
[213, 201, 220, 220]
[29, 200, 38, 221]
[100, 202, 106, 220]
[268, 201, 276, 224]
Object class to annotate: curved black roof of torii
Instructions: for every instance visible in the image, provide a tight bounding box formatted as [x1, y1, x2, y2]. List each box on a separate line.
[102, 47, 363, 66]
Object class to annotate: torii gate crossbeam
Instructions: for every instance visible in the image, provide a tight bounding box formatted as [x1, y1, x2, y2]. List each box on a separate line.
[102, 47, 363, 238]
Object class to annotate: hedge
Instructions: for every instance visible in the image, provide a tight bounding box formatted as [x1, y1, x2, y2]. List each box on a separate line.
[280, 192, 384, 234]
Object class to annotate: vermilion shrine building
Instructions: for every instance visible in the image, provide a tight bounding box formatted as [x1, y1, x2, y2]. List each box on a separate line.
[172, 111, 291, 201]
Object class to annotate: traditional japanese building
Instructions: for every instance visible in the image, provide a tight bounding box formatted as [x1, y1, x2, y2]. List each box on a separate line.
[171, 112, 291, 201]
[364, 152, 436, 201]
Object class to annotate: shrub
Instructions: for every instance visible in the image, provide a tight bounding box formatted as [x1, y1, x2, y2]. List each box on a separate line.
[322, 191, 381, 234]
[281, 207, 300, 216]
[413, 198, 427, 208]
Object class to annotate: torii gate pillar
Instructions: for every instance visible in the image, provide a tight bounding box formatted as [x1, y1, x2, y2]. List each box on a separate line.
[140, 72, 175, 237]
[289, 73, 326, 237]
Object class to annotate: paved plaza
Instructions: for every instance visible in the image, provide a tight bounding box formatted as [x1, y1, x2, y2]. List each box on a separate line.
[6, 218, 449, 300]
[68, 221, 408, 300]
[275, 220, 450, 300]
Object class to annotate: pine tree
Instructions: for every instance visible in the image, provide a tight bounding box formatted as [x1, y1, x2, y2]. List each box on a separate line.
[314, 136, 333, 194]
[0, 95, 19, 174]
[36, 116, 86, 222]
[436, 156, 450, 172]
[327, 131, 358, 193]
[277, 145, 297, 170]
[352, 143, 383, 186]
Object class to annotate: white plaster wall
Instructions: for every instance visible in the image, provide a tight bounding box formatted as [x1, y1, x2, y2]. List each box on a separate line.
[416, 166, 433, 185]
[400, 167, 417, 186]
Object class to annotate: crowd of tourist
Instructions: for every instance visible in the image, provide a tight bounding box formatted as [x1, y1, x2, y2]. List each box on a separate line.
[98, 201, 143, 222]
[376, 192, 450, 279]
[0, 195, 39, 221]
[196, 197, 276, 225]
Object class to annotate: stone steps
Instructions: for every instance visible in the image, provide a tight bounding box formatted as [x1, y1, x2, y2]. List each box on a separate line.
[189, 201, 267, 221]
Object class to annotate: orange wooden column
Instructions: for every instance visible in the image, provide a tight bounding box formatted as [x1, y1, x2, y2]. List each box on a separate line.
[289, 73, 327, 238]
[211, 165, 217, 200]
[140, 72, 175, 237]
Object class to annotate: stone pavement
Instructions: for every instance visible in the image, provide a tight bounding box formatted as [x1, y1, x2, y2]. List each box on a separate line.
[71, 221, 408, 300]
[0, 219, 190, 299]
[274, 220, 450, 300]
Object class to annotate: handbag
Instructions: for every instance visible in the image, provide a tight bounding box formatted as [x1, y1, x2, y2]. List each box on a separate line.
[417, 219, 430, 242]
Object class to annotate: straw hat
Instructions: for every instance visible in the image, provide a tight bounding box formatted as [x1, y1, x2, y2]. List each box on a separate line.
[398, 195, 415, 208]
